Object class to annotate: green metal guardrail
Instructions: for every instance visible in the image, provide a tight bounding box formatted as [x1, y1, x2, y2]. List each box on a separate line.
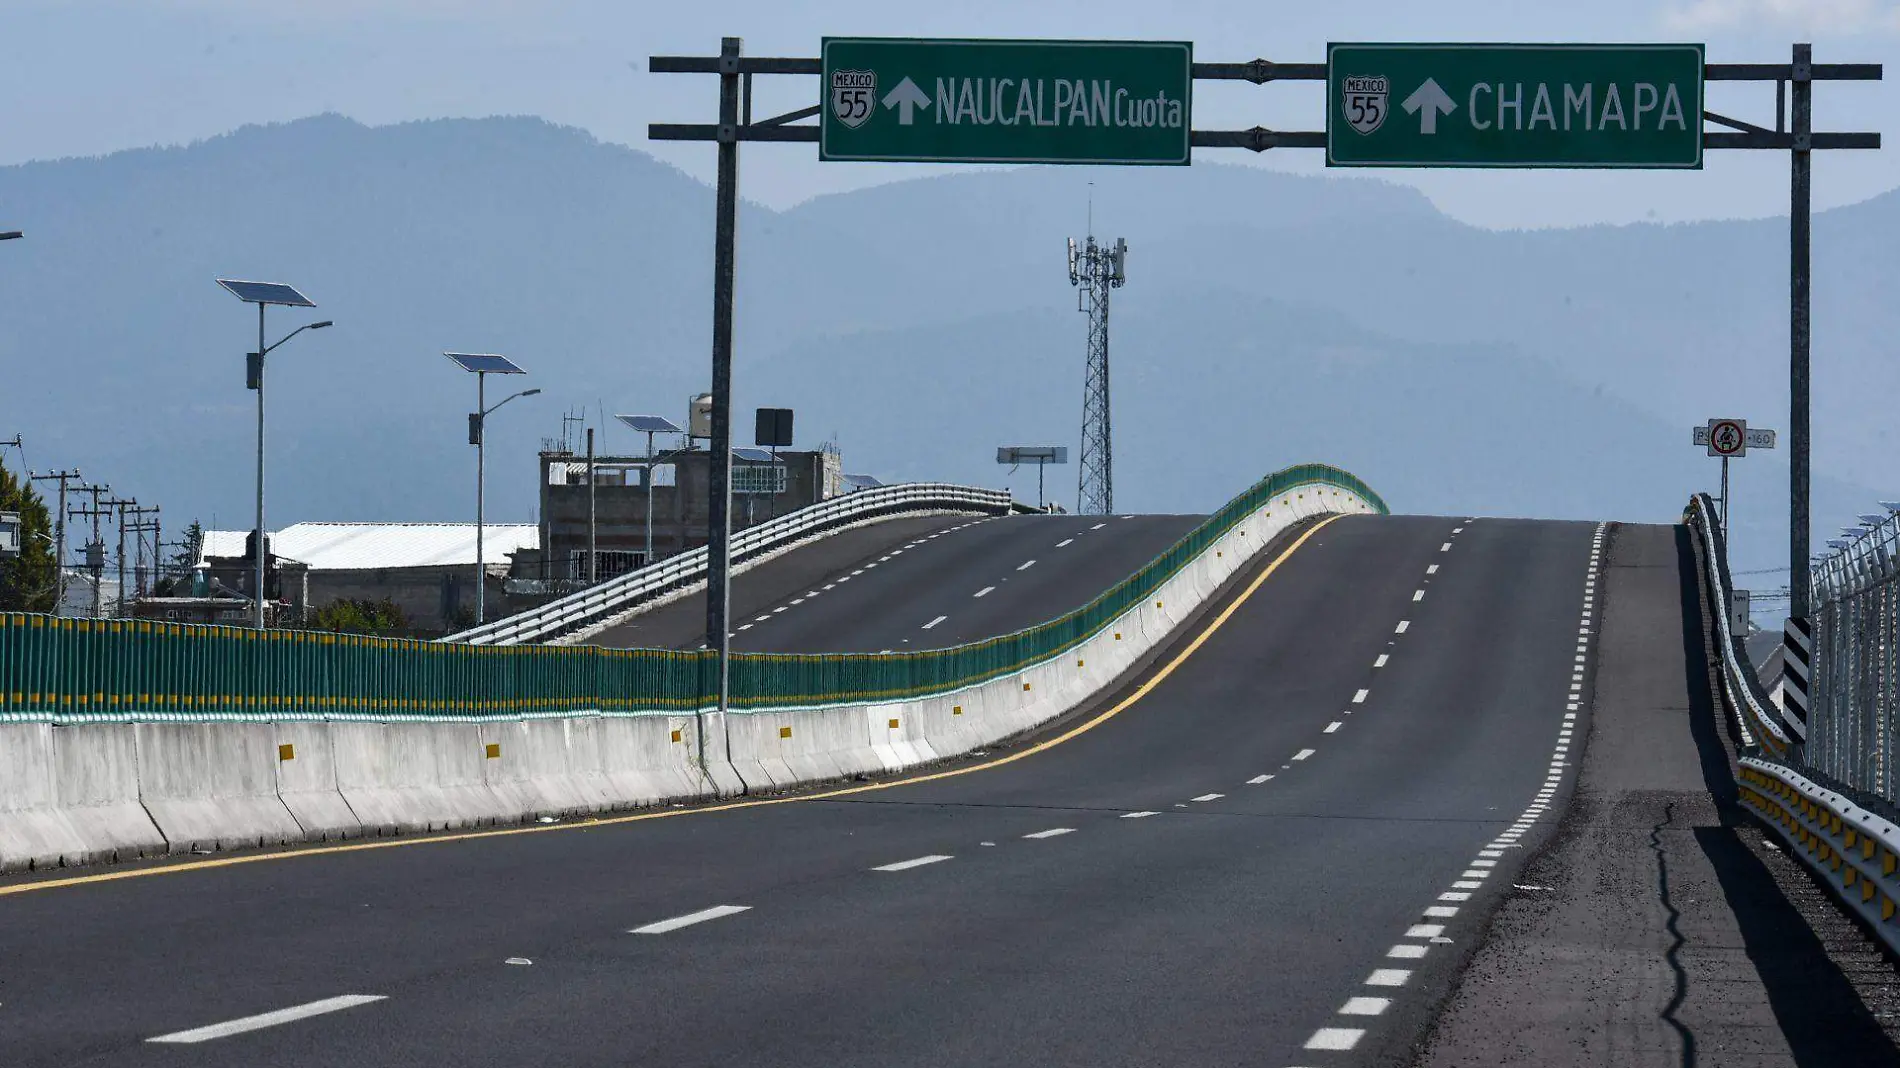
[0, 464, 1384, 723]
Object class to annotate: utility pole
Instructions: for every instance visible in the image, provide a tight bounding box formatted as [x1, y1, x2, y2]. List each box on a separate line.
[1067, 231, 1127, 515]
[124, 505, 161, 602]
[29, 469, 80, 614]
[103, 496, 136, 617]
[68, 483, 112, 618]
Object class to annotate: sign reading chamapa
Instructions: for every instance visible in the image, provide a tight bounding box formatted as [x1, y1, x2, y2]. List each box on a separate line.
[1327, 43, 1705, 168]
[821, 37, 1192, 165]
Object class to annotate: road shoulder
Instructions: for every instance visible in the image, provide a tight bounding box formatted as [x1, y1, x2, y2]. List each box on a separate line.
[1411, 522, 1900, 1067]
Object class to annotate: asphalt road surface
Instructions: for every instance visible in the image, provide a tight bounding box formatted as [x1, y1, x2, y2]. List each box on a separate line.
[592, 511, 1203, 652]
[0, 512, 1611, 1067]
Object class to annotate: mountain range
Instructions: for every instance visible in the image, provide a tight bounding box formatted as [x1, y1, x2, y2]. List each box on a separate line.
[0, 113, 1890, 588]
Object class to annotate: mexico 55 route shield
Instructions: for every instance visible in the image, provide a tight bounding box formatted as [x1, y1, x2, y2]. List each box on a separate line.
[820, 38, 1192, 165]
[1327, 43, 1705, 168]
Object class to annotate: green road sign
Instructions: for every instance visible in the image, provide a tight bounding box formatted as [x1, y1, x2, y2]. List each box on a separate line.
[1327, 43, 1704, 169]
[820, 38, 1192, 165]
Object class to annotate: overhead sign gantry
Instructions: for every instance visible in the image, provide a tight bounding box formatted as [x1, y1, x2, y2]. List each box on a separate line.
[648, 36, 1879, 749]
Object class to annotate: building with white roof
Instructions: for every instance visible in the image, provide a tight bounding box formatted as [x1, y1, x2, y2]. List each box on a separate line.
[198, 522, 538, 634]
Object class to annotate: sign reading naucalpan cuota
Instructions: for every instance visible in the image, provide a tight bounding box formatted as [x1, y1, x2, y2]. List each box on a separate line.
[1327, 43, 1705, 168]
[821, 38, 1192, 165]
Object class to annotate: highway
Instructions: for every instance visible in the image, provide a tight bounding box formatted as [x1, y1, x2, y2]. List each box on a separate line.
[0, 511, 1609, 1067]
[593, 511, 1202, 652]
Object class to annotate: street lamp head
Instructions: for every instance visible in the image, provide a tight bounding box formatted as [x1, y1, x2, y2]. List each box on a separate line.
[522, 388, 543, 397]
[0, 231, 21, 241]
[309, 320, 334, 330]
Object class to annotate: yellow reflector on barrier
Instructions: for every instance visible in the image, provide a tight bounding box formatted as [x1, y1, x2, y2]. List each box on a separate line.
[952, 705, 963, 715]
[670, 729, 682, 743]
[888, 718, 900, 729]
[1023, 683, 1032, 692]
[278, 743, 295, 762]
[485, 743, 501, 759]
[779, 726, 792, 739]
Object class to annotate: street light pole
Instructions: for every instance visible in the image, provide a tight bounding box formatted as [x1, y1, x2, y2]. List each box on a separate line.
[217, 279, 326, 629]
[254, 302, 266, 627]
[454, 361, 538, 625]
[645, 430, 658, 566]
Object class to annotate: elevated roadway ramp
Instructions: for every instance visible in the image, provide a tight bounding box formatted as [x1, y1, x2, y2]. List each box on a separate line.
[594, 511, 1201, 652]
[1, 512, 1673, 1067]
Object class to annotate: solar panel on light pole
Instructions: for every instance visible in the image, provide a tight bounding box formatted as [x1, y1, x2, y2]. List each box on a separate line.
[615, 413, 684, 568]
[447, 353, 531, 625]
[216, 279, 325, 629]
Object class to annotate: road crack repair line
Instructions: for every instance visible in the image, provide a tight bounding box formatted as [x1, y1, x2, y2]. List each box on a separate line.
[1290, 521, 1605, 1063]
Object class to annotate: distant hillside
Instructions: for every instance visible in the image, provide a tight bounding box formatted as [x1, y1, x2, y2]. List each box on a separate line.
[0, 114, 1888, 582]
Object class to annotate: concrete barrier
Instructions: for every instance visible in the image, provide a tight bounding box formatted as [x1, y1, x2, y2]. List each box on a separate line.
[17, 483, 1376, 871]
[273, 721, 362, 841]
[0, 723, 163, 870]
[333, 721, 507, 834]
[134, 723, 305, 854]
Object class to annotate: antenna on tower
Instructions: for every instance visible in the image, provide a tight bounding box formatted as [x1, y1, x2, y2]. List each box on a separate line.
[1067, 204, 1127, 516]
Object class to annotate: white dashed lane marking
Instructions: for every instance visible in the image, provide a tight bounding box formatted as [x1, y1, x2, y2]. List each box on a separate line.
[1190, 793, 1225, 803]
[630, 904, 752, 935]
[1120, 811, 1159, 819]
[1023, 827, 1075, 839]
[147, 995, 387, 1044]
[1248, 774, 1273, 784]
[1290, 523, 1606, 1063]
[1090, 522, 1107, 530]
[1427, 564, 1439, 575]
[1440, 542, 1452, 552]
[1292, 748, 1316, 761]
[872, 855, 953, 873]
[1056, 538, 1074, 547]
[1017, 560, 1036, 571]
[1413, 589, 1425, 601]
[974, 586, 994, 598]
[921, 615, 948, 630]
[1374, 654, 1389, 668]
[1395, 620, 1410, 634]
[1352, 688, 1369, 704]
[1324, 721, 1342, 734]
[1305, 1027, 1365, 1051]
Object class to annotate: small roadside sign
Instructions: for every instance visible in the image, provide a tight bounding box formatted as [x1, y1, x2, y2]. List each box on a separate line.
[1707, 418, 1747, 458]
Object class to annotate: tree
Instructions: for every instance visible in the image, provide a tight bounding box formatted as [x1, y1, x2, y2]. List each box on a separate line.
[0, 454, 57, 612]
[153, 520, 204, 596]
[305, 597, 410, 636]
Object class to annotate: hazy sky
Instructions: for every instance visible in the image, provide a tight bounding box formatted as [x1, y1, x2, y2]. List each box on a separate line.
[4, 1, 1895, 228]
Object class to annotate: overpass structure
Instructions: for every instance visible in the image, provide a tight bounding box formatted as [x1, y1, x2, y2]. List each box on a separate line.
[1, 32, 1896, 1068]
[5, 462, 1900, 1065]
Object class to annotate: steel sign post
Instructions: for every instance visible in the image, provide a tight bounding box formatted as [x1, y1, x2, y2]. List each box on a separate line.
[1695, 418, 1774, 541]
[820, 38, 1192, 164]
[1327, 43, 1705, 168]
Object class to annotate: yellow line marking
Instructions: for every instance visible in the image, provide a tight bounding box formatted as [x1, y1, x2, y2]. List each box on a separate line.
[1, 514, 1340, 898]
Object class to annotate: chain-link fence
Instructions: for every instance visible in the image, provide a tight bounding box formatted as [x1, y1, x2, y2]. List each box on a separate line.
[1807, 514, 1900, 801]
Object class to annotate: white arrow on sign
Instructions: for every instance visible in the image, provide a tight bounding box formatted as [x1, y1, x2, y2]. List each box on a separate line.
[1402, 78, 1457, 135]
[882, 77, 931, 125]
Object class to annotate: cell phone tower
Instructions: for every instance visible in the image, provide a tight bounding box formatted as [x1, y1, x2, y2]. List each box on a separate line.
[1067, 231, 1127, 515]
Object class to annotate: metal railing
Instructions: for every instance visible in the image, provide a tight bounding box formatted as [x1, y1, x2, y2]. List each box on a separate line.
[0, 465, 1383, 724]
[1687, 493, 1791, 759]
[1737, 757, 1900, 956]
[447, 482, 1013, 646]
[1807, 505, 1900, 802]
